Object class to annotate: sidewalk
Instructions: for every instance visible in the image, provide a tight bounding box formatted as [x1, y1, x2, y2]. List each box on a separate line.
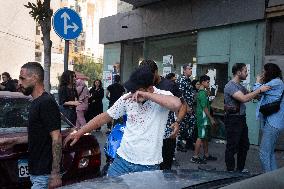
[173, 139, 284, 173]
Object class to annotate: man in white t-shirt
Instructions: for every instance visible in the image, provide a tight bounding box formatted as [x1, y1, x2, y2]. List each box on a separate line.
[64, 65, 182, 177]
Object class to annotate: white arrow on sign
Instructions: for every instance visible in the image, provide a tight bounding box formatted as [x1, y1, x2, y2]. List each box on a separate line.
[61, 12, 79, 35]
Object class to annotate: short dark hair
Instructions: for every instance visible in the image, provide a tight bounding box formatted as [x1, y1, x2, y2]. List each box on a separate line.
[139, 59, 158, 74]
[114, 75, 121, 83]
[199, 75, 210, 83]
[232, 63, 246, 75]
[2, 72, 11, 79]
[21, 62, 44, 82]
[124, 65, 154, 93]
[165, 73, 175, 80]
[263, 63, 282, 83]
[182, 63, 192, 71]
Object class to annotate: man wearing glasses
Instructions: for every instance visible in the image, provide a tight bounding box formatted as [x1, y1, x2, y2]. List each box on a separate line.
[176, 64, 196, 152]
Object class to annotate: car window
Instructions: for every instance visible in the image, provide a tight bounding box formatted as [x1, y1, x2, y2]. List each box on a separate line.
[0, 97, 72, 130]
[0, 98, 30, 128]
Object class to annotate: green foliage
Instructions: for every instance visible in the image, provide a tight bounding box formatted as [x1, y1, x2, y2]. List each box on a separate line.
[24, 0, 52, 22]
[73, 57, 103, 87]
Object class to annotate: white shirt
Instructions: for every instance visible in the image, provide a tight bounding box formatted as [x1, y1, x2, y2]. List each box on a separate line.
[107, 87, 172, 165]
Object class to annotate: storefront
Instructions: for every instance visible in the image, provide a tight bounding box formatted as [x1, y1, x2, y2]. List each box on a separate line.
[197, 21, 266, 144]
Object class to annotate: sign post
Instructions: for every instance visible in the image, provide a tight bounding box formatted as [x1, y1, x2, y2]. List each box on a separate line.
[53, 8, 82, 71]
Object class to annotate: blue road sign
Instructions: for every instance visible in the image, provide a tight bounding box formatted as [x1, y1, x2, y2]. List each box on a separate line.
[53, 7, 82, 40]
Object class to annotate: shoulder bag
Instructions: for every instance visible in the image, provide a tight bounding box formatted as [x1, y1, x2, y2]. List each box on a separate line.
[259, 90, 284, 116]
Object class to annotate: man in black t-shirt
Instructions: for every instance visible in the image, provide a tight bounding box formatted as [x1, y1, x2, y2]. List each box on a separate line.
[0, 62, 62, 188]
[106, 75, 125, 133]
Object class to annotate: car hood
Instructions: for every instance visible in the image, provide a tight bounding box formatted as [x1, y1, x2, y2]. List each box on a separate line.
[60, 169, 252, 189]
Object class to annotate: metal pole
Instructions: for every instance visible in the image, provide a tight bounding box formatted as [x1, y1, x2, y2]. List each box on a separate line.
[64, 40, 69, 71]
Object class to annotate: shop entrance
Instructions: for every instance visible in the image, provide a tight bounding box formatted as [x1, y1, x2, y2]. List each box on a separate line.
[197, 63, 228, 139]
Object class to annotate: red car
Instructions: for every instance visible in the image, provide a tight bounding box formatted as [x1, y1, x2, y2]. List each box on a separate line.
[0, 91, 101, 188]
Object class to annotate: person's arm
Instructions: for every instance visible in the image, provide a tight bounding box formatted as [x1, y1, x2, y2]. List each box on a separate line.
[199, 91, 215, 125]
[65, 95, 127, 146]
[59, 87, 80, 106]
[48, 130, 62, 188]
[39, 99, 62, 188]
[64, 112, 113, 146]
[126, 90, 182, 113]
[106, 89, 110, 100]
[169, 101, 187, 138]
[232, 85, 271, 103]
[0, 84, 4, 90]
[98, 88, 104, 100]
[0, 136, 28, 150]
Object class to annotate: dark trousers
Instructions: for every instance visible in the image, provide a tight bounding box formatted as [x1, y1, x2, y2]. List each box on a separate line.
[160, 138, 176, 170]
[224, 115, 250, 171]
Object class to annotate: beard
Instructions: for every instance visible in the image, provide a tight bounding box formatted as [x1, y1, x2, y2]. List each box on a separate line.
[21, 85, 34, 96]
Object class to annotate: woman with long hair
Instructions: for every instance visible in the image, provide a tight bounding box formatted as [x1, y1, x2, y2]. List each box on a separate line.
[58, 70, 80, 125]
[253, 63, 284, 172]
[87, 79, 104, 125]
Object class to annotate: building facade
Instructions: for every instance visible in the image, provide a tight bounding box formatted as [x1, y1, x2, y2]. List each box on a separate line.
[99, 0, 284, 145]
[0, 0, 36, 80]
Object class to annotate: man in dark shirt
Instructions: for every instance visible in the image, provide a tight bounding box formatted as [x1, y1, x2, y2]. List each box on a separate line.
[0, 72, 16, 92]
[224, 63, 270, 172]
[0, 62, 62, 188]
[176, 64, 196, 152]
[106, 75, 125, 133]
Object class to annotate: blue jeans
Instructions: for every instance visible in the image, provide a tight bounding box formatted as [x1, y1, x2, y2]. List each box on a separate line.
[259, 122, 280, 172]
[107, 155, 160, 177]
[30, 175, 49, 189]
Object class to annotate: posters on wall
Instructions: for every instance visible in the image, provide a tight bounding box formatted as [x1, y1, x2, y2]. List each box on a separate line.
[107, 65, 113, 71]
[103, 71, 112, 88]
[163, 67, 171, 76]
[163, 55, 173, 65]
[192, 64, 197, 79]
[243, 64, 250, 84]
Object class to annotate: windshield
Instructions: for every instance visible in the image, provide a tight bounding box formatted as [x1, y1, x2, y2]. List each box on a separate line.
[0, 97, 72, 129]
[0, 98, 30, 128]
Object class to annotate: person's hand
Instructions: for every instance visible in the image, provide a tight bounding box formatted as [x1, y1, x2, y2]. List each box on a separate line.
[0, 138, 17, 151]
[169, 122, 180, 139]
[259, 85, 271, 93]
[63, 130, 81, 147]
[48, 174, 62, 189]
[210, 118, 216, 127]
[73, 101, 81, 106]
[124, 91, 147, 103]
[256, 74, 264, 83]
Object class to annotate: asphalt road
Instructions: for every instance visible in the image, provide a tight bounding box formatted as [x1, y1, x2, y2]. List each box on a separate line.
[92, 125, 284, 174]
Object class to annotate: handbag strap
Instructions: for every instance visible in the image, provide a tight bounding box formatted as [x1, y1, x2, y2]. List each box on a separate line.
[78, 86, 86, 97]
[280, 89, 284, 100]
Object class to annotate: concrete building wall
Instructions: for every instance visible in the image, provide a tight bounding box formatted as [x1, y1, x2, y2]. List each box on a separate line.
[0, 0, 36, 79]
[117, 0, 133, 13]
[100, 0, 265, 44]
[197, 21, 266, 144]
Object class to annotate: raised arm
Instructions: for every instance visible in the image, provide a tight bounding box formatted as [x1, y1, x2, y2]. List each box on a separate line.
[128, 91, 182, 113]
[49, 130, 62, 188]
[64, 112, 113, 147]
[0, 135, 28, 150]
[232, 85, 271, 103]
